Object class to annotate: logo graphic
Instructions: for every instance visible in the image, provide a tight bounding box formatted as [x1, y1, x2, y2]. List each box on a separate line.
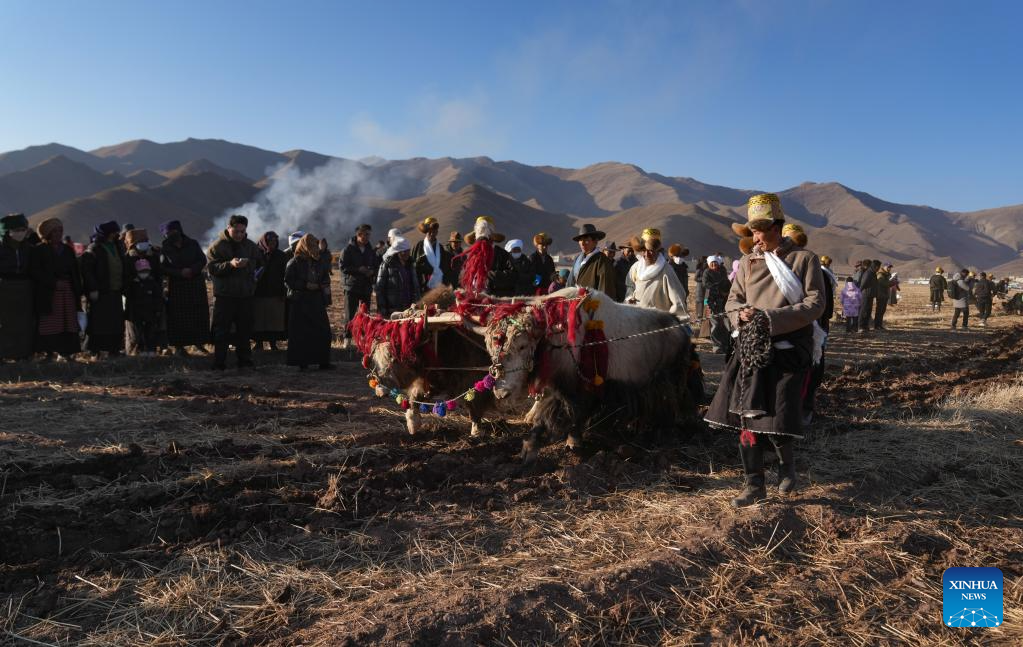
[943, 567, 1002, 627]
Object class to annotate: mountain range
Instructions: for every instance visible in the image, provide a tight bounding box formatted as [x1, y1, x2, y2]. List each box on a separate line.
[2, 138, 1021, 276]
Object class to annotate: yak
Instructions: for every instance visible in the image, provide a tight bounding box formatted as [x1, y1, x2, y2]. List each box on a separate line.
[472, 287, 703, 463]
[358, 287, 529, 437]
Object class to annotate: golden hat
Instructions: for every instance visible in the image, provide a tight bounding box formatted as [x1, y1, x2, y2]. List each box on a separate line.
[417, 217, 440, 233]
[629, 228, 663, 253]
[747, 193, 784, 230]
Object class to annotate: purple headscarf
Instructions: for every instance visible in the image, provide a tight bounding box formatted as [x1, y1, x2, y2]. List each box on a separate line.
[160, 220, 183, 236]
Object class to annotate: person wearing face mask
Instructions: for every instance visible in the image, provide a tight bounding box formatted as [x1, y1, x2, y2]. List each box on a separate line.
[567, 224, 619, 301]
[160, 220, 210, 356]
[125, 259, 164, 356]
[375, 237, 421, 317]
[504, 239, 535, 296]
[123, 228, 167, 354]
[29, 218, 83, 360]
[80, 220, 128, 357]
[253, 231, 288, 352]
[411, 217, 455, 292]
[0, 213, 36, 360]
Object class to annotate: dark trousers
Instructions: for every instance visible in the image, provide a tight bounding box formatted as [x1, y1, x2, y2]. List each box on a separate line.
[709, 306, 730, 353]
[858, 291, 875, 330]
[977, 298, 992, 320]
[845, 314, 859, 332]
[874, 295, 888, 328]
[344, 291, 371, 337]
[952, 306, 969, 328]
[212, 296, 254, 366]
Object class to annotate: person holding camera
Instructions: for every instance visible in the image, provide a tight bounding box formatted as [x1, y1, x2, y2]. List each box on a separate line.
[207, 214, 264, 370]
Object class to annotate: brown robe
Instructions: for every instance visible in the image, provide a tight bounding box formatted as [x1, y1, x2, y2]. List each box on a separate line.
[705, 238, 825, 438]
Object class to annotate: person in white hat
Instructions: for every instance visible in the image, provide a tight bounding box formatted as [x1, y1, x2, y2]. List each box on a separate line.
[702, 254, 732, 353]
[504, 238, 536, 296]
[374, 237, 419, 317]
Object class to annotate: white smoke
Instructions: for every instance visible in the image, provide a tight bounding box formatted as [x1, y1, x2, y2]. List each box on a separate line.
[205, 158, 393, 248]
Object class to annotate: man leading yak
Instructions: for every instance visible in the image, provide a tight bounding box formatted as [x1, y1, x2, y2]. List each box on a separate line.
[705, 193, 825, 508]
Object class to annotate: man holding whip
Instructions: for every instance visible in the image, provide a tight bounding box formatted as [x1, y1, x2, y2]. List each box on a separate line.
[705, 193, 826, 508]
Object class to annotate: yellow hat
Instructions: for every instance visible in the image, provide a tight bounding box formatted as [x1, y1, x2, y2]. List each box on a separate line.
[629, 228, 663, 253]
[417, 217, 440, 233]
[781, 222, 807, 247]
[747, 193, 784, 230]
[820, 255, 831, 266]
[935, 266, 944, 273]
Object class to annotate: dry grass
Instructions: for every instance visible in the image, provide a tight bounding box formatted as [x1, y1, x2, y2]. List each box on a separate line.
[2, 284, 1022, 645]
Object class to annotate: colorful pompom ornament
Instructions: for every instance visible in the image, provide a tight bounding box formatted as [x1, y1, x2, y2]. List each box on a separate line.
[368, 378, 379, 389]
[465, 390, 476, 402]
[374, 385, 387, 397]
[390, 388, 399, 398]
[400, 399, 411, 411]
[482, 374, 496, 389]
[419, 403, 430, 413]
[446, 399, 458, 410]
[593, 375, 605, 386]
[433, 401, 447, 417]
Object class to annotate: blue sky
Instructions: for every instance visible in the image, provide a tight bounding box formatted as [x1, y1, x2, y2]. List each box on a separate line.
[1, 0, 1020, 211]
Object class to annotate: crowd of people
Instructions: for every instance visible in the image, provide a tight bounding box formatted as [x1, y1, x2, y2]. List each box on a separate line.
[0, 213, 335, 370]
[1, 210, 1016, 373]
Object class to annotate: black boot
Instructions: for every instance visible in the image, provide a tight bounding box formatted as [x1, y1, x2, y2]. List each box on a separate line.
[775, 440, 797, 495]
[732, 440, 767, 508]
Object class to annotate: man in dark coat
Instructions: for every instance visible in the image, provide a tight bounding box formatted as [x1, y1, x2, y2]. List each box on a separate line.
[340, 224, 379, 340]
[928, 267, 947, 312]
[974, 271, 995, 327]
[253, 232, 288, 350]
[856, 259, 879, 332]
[80, 220, 127, 356]
[411, 217, 455, 291]
[568, 224, 619, 301]
[613, 245, 638, 305]
[874, 264, 891, 330]
[206, 215, 265, 370]
[0, 213, 36, 360]
[160, 220, 209, 354]
[529, 233, 556, 293]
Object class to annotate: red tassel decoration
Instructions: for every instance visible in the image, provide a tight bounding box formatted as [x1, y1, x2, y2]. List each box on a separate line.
[456, 238, 495, 294]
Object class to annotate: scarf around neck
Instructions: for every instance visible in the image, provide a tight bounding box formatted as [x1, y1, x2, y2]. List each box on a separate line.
[761, 248, 826, 364]
[423, 236, 443, 289]
[572, 250, 597, 281]
[632, 252, 667, 282]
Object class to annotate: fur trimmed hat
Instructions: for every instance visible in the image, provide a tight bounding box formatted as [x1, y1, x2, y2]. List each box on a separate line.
[629, 228, 663, 252]
[417, 217, 440, 234]
[667, 243, 688, 257]
[782, 223, 807, 247]
[533, 232, 553, 246]
[746, 193, 784, 230]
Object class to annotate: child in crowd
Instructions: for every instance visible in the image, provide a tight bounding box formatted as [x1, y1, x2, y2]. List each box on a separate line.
[840, 277, 862, 333]
[548, 268, 570, 294]
[125, 259, 164, 355]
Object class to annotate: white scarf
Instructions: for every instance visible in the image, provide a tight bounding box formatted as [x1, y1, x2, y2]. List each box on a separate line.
[423, 236, 443, 289]
[632, 253, 666, 282]
[763, 250, 827, 364]
[571, 250, 597, 283]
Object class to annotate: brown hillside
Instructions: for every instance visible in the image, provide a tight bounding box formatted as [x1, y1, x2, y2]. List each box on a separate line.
[163, 158, 254, 183]
[90, 137, 287, 180]
[0, 143, 115, 176]
[369, 184, 576, 249]
[29, 185, 201, 242]
[126, 169, 169, 188]
[151, 172, 260, 220]
[0, 156, 127, 215]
